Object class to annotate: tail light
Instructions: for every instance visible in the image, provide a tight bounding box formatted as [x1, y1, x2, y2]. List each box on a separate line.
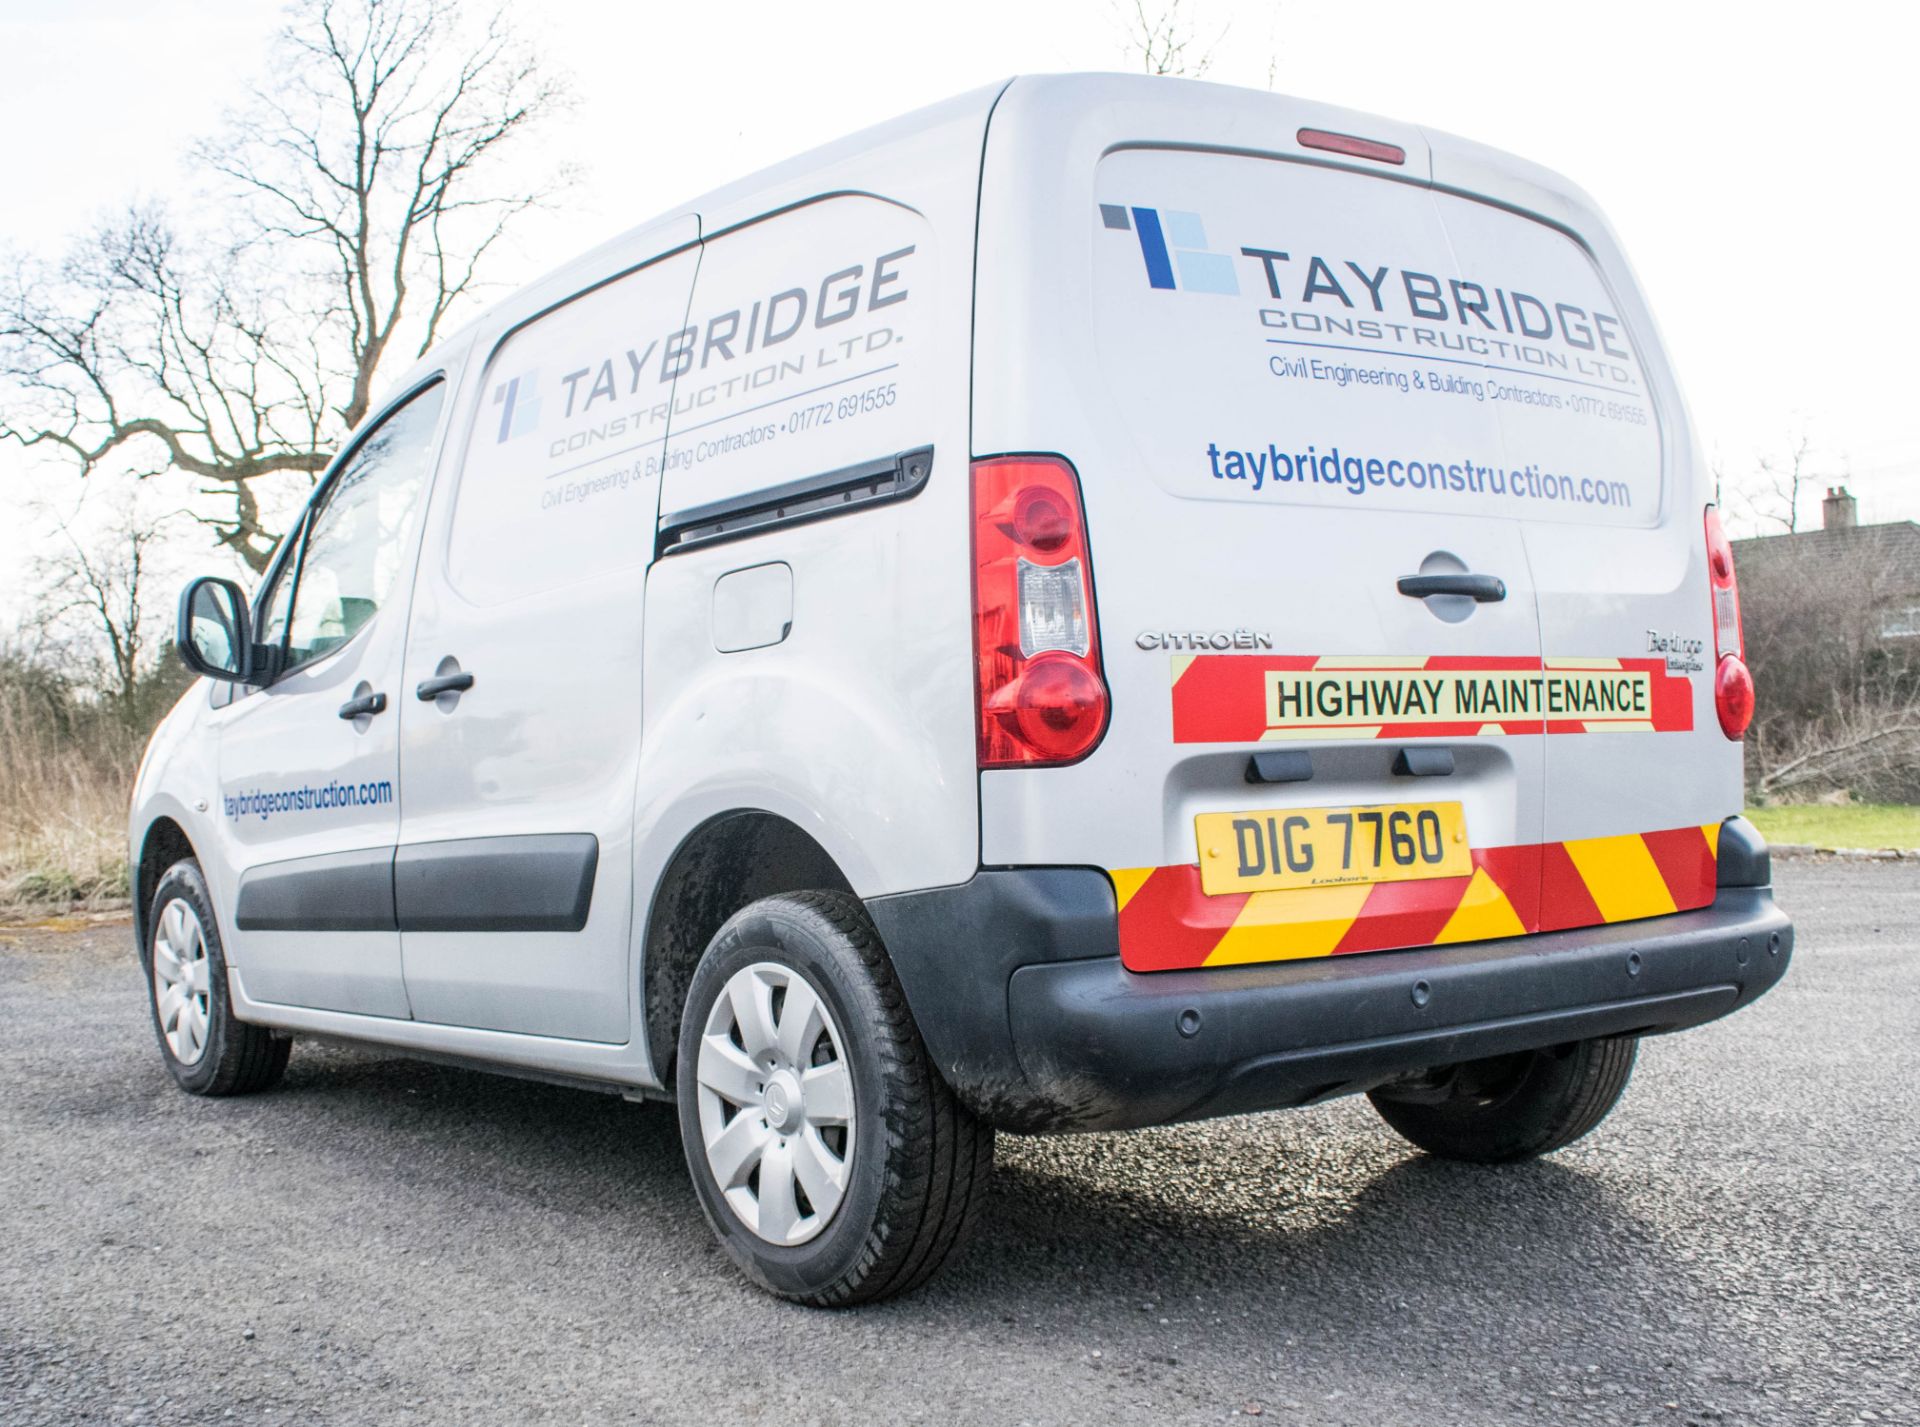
[973, 456, 1109, 766]
[1704, 506, 1753, 739]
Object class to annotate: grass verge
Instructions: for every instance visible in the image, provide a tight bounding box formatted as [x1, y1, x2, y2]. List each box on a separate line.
[1744, 804, 1920, 852]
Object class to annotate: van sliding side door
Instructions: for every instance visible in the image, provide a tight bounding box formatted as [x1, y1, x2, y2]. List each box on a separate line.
[393, 222, 702, 1043]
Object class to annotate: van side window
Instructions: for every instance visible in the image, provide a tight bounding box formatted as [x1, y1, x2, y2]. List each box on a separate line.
[263, 381, 446, 670]
[255, 515, 307, 654]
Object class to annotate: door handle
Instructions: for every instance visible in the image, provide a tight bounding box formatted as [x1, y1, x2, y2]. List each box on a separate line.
[1397, 573, 1507, 603]
[337, 691, 388, 719]
[416, 671, 475, 700]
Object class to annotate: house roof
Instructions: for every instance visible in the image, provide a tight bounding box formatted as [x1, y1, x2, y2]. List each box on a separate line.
[1733, 520, 1920, 594]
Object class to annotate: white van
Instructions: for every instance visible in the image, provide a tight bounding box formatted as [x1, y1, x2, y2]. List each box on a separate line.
[137, 74, 1791, 1304]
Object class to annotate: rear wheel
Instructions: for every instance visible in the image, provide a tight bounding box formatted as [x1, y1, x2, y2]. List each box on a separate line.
[1367, 1036, 1637, 1163]
[675, 890, 993, 1305]
[142, 859, 290, 1096]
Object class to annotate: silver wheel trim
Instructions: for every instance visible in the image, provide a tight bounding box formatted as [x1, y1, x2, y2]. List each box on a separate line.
[695, 960, 855, 1247]
[152, 898, 213, 1067]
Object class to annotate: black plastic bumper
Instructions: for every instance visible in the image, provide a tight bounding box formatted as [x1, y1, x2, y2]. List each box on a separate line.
[866, 821, 1792, 1134]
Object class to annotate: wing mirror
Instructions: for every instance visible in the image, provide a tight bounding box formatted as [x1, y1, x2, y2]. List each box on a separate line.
[176, 576, 277, 685]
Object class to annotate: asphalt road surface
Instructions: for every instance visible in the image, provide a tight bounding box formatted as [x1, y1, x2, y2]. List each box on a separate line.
[2, 859, 1912, 1427]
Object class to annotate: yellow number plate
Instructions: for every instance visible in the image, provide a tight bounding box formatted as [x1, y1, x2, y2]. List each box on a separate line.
[1195, 802, 1471, 895]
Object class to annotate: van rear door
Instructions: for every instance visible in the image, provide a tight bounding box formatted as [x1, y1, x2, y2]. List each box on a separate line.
[1427, 144, 1731, 931]
[975, 101, 1700, 972]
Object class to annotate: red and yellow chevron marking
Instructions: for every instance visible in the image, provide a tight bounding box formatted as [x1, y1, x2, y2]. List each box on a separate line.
[1169, 654, 1693, 744]
[1111, 822, 1721, 972]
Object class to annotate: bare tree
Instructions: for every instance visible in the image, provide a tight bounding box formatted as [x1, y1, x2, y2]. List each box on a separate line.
[1117, 0, 1222, 77]
[2, 212, 335, 572]
[29, 502, 181, 726]
[1735, 433, 1847, 536]
[1, 0, 570, 571]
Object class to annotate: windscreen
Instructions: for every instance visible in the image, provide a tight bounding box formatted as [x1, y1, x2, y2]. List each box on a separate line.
[1091, 149, 1661, 528]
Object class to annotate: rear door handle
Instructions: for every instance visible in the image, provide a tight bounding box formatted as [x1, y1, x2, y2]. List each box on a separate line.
[1397, 573, 1507, 603]
[337, 692, 388, 719]
[416, 672, 475, 700]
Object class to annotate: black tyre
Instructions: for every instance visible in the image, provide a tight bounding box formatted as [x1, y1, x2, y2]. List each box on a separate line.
[141, 858, 290, 1096]
[1368, 1036, 1637, 1163]
[675, 890, 993, 1306]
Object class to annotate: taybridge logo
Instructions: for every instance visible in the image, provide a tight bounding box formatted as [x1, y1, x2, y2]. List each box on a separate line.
[1100, 204, 1240, 296]
[491, 371, 542, 443]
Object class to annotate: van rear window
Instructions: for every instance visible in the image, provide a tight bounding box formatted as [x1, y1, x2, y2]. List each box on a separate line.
[1091, 150, 1661, 527]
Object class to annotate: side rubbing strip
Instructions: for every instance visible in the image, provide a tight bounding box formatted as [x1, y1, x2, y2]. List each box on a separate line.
[393, 834, 598, 933]
[236, 847, 397, 932]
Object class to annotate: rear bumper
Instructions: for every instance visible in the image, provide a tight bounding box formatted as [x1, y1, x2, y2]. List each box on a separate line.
[867, 823, 1792, 1133]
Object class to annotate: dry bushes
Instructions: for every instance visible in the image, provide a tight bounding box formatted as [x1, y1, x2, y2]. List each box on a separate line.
[1739, 533, 1920, 803]
[0, 655, 180, 914]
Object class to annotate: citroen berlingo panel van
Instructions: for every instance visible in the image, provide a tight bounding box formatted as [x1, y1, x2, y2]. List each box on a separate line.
[136, 74, 1791, 1305]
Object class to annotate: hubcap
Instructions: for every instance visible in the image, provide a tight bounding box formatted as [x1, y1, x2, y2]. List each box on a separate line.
[695, 961, 854, 1247]
[152, 898, 213, 1067]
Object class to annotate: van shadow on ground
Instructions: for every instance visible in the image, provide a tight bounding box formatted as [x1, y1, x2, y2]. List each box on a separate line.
[252, 1039, 1707, 1362]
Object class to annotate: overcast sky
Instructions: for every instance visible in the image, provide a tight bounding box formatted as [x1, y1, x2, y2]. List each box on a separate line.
[1, 0, 1914, 620]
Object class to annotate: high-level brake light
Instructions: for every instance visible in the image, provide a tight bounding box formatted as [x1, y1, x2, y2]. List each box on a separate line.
[1704, 506, 1753, 739]
[973, 456, 1110, 767]
[1297, 128, 1406, 166]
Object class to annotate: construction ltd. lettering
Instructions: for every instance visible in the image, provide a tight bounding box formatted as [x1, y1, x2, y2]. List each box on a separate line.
[562, 247, 909, 412]
[1238, 245, 1636, 382]
[531, 245, 915, 465]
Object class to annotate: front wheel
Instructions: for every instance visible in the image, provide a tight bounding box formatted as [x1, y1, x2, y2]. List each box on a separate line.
[142, 859, 290, 1096]
[675, 891, 993, 1306]
[1368, 1036, 1637, 1163]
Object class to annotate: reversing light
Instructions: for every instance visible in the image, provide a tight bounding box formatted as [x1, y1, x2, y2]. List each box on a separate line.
[1297, 128, 1407, 166]
[973, 456, 1110, 767]
[1703, 506, 1752, 740]
[1016, 558, 1089, 656]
